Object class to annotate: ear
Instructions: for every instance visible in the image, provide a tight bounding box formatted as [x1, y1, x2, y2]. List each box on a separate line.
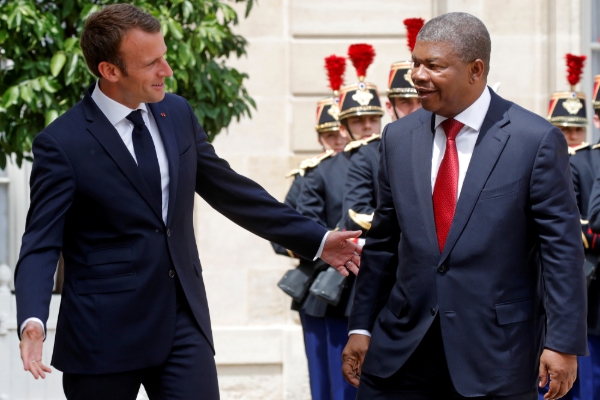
[469, 59, 485, 84]
[339, 123, 349, 137]
[385, 99, 395, 118]
[97, 61, 122, 83]
[317, 135, 325, 147]
[594, 114, 600, 130]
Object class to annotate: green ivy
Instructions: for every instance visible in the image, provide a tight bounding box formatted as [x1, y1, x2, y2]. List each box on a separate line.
[0, 0, 256, 169]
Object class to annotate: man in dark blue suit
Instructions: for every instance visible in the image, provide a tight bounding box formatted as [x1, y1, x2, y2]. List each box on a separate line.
[14, 4, 361, 399]
[342, 12, 587, 400]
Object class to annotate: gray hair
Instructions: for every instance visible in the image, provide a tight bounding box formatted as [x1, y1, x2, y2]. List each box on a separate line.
[417, 12, 491, 76]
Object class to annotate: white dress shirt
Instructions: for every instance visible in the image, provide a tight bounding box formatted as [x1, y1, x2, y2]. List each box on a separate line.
[91, 82, 170, 222]
[349, 87, 492, 337]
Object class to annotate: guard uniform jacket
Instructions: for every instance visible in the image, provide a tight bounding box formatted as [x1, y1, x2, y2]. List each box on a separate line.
[297, 151, 355, 318]
[570, 142, 600, 335]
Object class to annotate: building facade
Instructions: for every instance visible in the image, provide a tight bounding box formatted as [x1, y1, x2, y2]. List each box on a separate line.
[0, 0, 597, 398]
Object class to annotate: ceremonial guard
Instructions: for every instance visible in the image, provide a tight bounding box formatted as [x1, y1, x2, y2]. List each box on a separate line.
[542, 54, 596, 400]
[272, 55, 349, 400]
[547, 54, 588, 148]
[341, 18, 424, 234]
[296, 44, 384, 400]
[569, 73, 600, 400]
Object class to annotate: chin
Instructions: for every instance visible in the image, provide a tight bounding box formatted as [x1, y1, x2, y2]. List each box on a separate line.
[419, 101, 437, 113]
[148, 92, 166, 104]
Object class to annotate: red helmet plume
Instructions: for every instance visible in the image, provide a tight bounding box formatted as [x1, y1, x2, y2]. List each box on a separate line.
[348, 44, 375, 81]
[324, 55, 346, 93]
[403, 18, 425, 52]
[566, 54, 586, 87]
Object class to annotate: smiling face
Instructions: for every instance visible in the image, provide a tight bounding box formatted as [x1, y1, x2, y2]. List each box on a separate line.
[98, 29, 173, 108]
[411, 40, 485, 118]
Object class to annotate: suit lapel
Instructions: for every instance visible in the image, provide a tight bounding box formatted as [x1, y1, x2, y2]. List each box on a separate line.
[148, 102, 179, 226]
[439, 91, 511, 264]
[412, 113, 440, 258]
[82, 86, 164, 223]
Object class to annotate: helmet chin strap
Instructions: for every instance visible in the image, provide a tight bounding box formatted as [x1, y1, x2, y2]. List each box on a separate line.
[342, 120, 357, 141]
[391, 98, 400, 120]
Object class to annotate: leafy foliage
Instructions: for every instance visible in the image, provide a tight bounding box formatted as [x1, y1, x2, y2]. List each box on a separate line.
[0, 0, 256, 168]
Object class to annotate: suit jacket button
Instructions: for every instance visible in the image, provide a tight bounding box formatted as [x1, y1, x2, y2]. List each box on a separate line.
[430, 308, 436, 316]
[168, 269, 175, 278]
[438, 264, 446, 273]
[167, 229, 171, 237]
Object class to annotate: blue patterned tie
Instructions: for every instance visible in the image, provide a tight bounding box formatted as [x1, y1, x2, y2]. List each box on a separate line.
[126, 110, 162, 214]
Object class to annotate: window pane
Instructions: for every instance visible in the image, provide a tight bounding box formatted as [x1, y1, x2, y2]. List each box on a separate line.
[593, 0, 600, 43]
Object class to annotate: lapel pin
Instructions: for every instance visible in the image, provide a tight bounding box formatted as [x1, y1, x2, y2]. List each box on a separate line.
[161, 112, 166, 117]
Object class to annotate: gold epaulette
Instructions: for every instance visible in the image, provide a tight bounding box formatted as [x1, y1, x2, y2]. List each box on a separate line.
[569, 142, 589, 155]
[285, 169, 302, 178]
[344, 141, 364, 152]
[286, 150, 334, 177]
[344, 134, 381, 153]
[348, 209, 374, 230]
[363, 133, 381, 144]
[592, 143, 600, 150]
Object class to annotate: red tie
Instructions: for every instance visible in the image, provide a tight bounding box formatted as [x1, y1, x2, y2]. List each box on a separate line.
[433, 118, 465, 253]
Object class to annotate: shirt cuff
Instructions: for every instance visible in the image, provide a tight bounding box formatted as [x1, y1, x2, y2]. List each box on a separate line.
[348, 329, 371, 337]
[314, 231, 330, 260]
[20, 318, 46, 339]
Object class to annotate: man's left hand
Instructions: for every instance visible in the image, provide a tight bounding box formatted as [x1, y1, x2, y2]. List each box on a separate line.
[321, 230, 362, 276]
[539, 348, 577, 399]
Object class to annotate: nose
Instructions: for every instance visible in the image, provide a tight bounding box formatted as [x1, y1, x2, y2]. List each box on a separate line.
[364, 119, 372, 131]
[411, 64, 427, 86]
[160, 58, 173, 77]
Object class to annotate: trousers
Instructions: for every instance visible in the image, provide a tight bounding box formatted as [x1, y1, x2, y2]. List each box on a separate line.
[63, 278, 219, 400]
[300, 310, 357, 400]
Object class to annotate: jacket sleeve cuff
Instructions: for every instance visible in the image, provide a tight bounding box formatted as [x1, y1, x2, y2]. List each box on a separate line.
[20, 318, 46, 340]
[313, 231, 330, 260]
[348, 329, 371, 337]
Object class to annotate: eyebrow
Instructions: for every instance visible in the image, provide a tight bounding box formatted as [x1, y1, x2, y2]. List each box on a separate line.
[412, 56, 440, 63]
[146, 50, 168, 65]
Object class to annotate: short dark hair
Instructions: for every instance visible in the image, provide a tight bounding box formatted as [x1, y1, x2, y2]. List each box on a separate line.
[80, 4, 161, 78]
[417, 12, 491, 77]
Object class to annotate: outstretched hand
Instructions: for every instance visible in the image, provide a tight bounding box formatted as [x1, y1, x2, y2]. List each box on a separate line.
[20, 321, 51, 379]
[320, 230, 362, 276]
[539, 348, 577, 399]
